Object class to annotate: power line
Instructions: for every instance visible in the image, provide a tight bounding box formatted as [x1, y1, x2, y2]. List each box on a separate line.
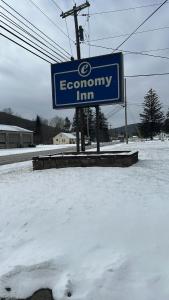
[49, 0, 62, 12]
[142, 47, 169, 53]
[89, 25, 169, 42]
[64, 18, 73, 57]
[1, 31, 51, 63]
[80, 2, 168, 16]
[0, 6, 69, 60]
[84, 42, 169, 61]
[125, 51, 169, 61]
[114, 0, 168, 52]
[128, 102, 169, 107]
[0, 12, 66, 61]
[27, 0, 73, 41]
[106, 106, 123, 120]
[48, 0, 75, 57]
[106, 106, 123, 118]
[1, 25, 58, 62]
[125, 72, 169, 78]
[0, 0, 71, 58]
[0, 19, 62, 62]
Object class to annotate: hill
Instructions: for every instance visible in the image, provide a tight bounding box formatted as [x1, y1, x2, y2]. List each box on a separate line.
[0, 112, 56, 144]
[110, 123, 141, 137]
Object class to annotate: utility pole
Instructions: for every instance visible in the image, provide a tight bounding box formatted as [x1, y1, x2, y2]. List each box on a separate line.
[124, 78, 128, 144]
[61, 1, 90, 152]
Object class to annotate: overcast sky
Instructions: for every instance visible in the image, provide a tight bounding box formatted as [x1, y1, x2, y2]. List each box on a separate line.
[1, 0, 169, 127]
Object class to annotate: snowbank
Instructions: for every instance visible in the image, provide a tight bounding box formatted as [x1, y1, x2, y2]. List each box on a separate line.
[0, 140, 169, 299]
[0, 144, 74, 157]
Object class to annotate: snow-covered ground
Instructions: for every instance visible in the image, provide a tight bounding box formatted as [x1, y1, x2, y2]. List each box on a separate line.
[0, 144, 74, 157]
[0, 140, 169, 300]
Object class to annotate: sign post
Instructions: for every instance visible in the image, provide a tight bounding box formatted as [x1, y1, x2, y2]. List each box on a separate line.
[51, 52, 124, 152]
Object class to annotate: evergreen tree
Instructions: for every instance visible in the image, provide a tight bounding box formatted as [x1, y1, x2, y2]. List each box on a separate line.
[63, 117, 71, 132]
[34, 115, 42, 144]
[163, 109, 169, 133]
[84, 108, 95, 141]
[72, 108, 95, 141]
[97, 108, 110, 142]
[139, 89, 164, 140]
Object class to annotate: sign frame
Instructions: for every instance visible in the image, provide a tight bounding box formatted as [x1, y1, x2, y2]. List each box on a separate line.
[51, 52, 124, 109]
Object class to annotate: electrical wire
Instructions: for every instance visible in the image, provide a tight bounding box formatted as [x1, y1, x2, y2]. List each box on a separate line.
[0, 19, 62, 62]
[114, 0, 168, 52]
[64, 18, 73, 57]
[27, 0, 73, 41]
[0, 6, 69, 60]
[80, 2, 168, 16]
[1, 25, 59, 62]
[84, 42, 169, 61]
[89, 25, 169, 42]
[0, 0, 71, 58]
[48, 0, 74, 57]
[106, 106, 123, 120]
[0, 12, 67, 61]
[125, 72, 169, 78]
[126, 51, 169, 60]
[1, 31, 51, 63]
[128, 102, 169, 107]
[142, 47, 169, 53]
[49, 0, 62, 12]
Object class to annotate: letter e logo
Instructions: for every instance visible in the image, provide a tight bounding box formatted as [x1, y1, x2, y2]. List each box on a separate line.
[78, 61, 91, 77]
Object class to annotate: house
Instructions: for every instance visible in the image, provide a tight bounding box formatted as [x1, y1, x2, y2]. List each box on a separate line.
[0, 125, 33, 149]
[53, 132, 76, 144]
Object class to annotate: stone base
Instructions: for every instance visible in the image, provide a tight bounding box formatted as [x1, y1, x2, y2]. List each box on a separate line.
[32, 150, 138, 170]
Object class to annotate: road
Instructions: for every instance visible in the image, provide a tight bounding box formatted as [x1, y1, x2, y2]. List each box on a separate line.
[0, 146, 76, 166]
[0, 142, 117, 166]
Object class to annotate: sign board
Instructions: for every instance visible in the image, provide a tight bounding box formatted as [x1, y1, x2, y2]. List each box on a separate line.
[51, 52, 124, 109]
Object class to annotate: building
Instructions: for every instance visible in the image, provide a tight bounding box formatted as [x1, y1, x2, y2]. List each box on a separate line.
[53, 132, 76, 145]
[0, 125, 33, 149]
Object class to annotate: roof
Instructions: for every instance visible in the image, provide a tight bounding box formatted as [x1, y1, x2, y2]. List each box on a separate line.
[0, 124, 33, 133]
[63, 132, 76, 139]
[55, 132, 76, 139]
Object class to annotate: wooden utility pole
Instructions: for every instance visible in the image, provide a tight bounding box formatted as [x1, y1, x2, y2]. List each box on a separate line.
[124, 78, 128, 144]
[61, 1, 90, 152]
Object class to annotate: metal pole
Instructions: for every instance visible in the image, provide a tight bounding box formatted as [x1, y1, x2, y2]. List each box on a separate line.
[76, 108, 80, 152]
[124, 78, 128, 144]
[96, 105, 100, 153]
[86, 107, 90, 139]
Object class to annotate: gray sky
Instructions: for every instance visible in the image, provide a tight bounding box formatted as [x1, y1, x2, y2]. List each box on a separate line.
[1, 0, 169, 127]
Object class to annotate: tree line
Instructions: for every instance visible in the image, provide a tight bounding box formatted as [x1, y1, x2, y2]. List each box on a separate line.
[34, 88, 169, 142]
[2, 87, 169, 143]
[34, 108, 110, 143]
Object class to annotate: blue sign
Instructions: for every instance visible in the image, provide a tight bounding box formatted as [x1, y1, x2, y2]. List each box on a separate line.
[51, 52, 124, 109]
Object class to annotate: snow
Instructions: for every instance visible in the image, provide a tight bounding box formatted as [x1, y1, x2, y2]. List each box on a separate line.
[0, 144, 74, 157]
[0, 125, 32, 132]
[57, 132, 76, 139]
[0, 140, 169, 299]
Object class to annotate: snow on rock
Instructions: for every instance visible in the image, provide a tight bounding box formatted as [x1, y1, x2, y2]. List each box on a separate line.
[0, 140, 169, 299]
